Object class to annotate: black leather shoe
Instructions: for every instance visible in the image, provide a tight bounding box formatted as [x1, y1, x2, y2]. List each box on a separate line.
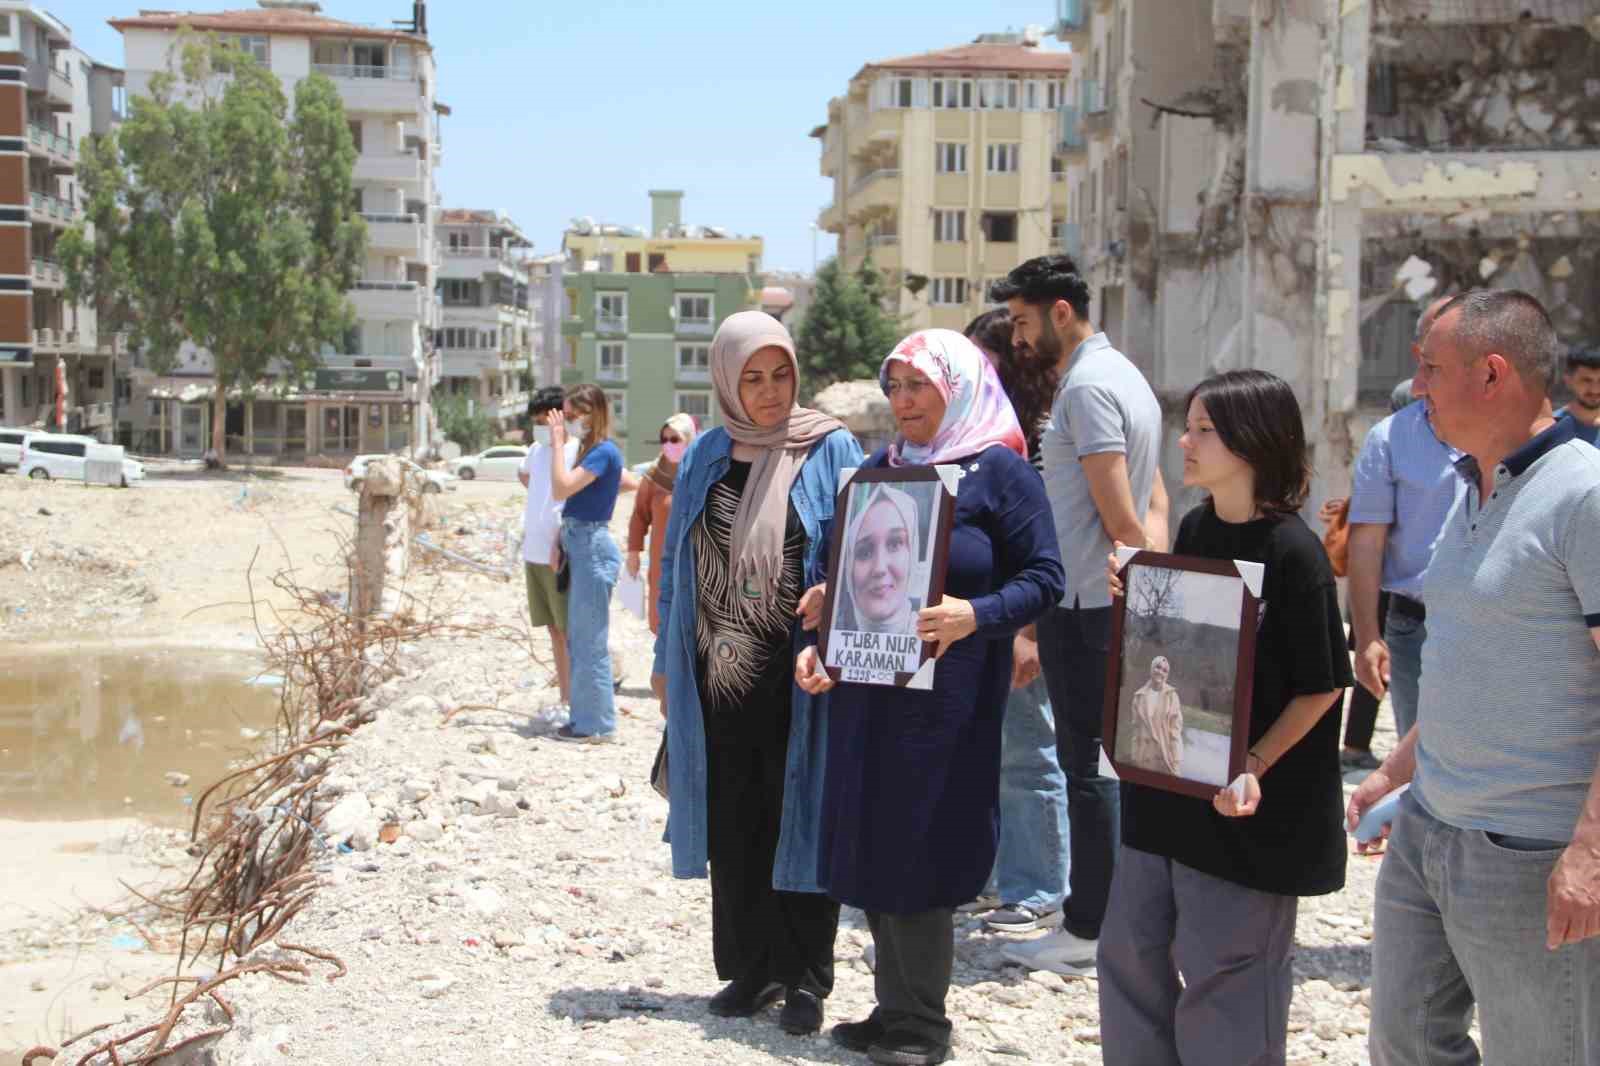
[831, 1016, 886, 1053]
[779, 988, 824, 1035]
[868, 1029, 951, 1065]
[707, 976, 783, 1018]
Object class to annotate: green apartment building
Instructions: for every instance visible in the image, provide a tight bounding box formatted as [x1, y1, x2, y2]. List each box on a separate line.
[560, 192, 765, 465]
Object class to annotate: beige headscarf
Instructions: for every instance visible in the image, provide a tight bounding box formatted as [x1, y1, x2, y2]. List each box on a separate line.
[711, 311, 844, 610]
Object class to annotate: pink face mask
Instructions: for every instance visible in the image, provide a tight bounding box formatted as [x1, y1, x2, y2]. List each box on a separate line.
[661, 441, 688, 463]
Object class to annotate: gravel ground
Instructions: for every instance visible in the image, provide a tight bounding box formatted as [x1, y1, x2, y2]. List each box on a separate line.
[25, 490, 1396, 1066]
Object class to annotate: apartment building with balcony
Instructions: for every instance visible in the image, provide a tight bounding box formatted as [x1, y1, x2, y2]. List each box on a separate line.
[560, 190, 762, 465]
[111, 0, 443, 459]
[1047, 0, 1600, 511]
[811, 32, 1071, 332]
[0, 5, 125, 440]
[435, 208, 534, 430]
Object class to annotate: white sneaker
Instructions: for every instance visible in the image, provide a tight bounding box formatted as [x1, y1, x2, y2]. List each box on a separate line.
[1001, 928, 1098, 976]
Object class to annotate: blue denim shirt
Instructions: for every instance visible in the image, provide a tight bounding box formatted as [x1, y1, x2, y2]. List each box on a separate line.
[652, 426, 864, 889]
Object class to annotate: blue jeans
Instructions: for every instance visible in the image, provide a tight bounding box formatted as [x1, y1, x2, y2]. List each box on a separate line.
[561, 518, 619, 736]
[1384, 605, 1426, 737]
[1371, 792, 1600, 1065]
[992, 676, 1069, 912]
[1038, 604, 1118, 941]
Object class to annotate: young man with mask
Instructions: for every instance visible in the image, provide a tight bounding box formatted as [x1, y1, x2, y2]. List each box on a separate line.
[1555, 346, 1600, 447]
[992, 256, 1164, 976]
[520, 386, 579, 708]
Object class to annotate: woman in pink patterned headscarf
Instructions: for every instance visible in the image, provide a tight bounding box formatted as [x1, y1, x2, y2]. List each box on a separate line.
[879, 328, 1027, 467]
[794, 330, 1062, 1064]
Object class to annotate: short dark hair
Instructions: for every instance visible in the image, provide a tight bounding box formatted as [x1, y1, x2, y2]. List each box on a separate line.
[1185, 369, 1310, 517]
[988, 255, 1091, 320]
[1435, 289, 1558, 391]
[964, 308, 1055, 450]
[1565, 346, 1600, 374]
[529, 386, 566, 417]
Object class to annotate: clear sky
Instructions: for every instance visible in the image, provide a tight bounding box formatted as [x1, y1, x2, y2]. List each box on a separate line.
[60, 0, 1069, 273]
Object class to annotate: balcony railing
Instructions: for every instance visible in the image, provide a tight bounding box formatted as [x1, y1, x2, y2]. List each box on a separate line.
[1054, 0, 1088, 34]
[32, 258, 64, 287]
[676, 317, 715, 336]
[311, 63, 414, 81]
[1083, 79, 1108, 116]
[352, 279, 419, 291]
[28, 124, 74, 161]
[595, 314, 628, 334]
[359, 211, 418, 225]
[1058, 105, 1085, 151]
[30, 191, 76, 222]
[849, 168, 900, 196]
[596, 365, 628, 383]
[1054, 223, 1083, 263]
[676, 365, 710, 383]
[442, 245, 522, 262]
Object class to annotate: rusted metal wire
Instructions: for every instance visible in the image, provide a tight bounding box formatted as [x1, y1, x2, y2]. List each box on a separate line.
[63, 522, 530, 1065]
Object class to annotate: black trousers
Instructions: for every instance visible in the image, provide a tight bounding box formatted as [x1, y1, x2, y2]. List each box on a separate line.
[704, 700, 839, 997]
[1342, 591, 1388, 751]
[865, 909, 955, 1044]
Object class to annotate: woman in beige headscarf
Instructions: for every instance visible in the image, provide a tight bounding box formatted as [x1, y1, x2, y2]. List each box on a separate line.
[1128, 656, 1184, 775]
[648, 311, 863, 1036]
[627, 412, 698, 634]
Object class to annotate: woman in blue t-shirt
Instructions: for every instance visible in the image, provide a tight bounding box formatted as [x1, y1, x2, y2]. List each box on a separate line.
[545, 383, 625, 741]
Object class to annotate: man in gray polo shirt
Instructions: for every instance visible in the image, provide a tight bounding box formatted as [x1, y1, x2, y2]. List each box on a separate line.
[1348, 290, 1600, 1065]
[993, 256, 1163, 976]
[1348, 295, 1461, 742]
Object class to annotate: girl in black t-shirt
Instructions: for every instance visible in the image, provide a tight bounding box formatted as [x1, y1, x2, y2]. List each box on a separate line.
[1100, 370, 1353, 1066]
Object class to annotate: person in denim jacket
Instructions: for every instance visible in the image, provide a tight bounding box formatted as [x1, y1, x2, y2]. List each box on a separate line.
[650, 311, 863, 1036]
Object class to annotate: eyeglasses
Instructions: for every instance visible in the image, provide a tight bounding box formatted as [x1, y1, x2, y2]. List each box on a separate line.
[885, 377, 935, 397]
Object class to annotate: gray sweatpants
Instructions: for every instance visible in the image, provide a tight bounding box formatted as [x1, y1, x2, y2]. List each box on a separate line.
[1097, 845, 1298, 1066]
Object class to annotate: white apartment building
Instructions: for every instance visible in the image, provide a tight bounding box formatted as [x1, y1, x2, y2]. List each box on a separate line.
[112, 0, 443, 459]
[435, 209, 534, 430]
[0, 4, 124, 440]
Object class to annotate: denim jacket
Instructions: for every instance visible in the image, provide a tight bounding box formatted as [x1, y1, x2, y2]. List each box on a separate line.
[652, 426, 864, 889]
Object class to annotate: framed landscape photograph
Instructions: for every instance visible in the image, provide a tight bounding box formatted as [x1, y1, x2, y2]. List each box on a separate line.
[1104, 549, 1263, 800]
[818, 465, 956, 690]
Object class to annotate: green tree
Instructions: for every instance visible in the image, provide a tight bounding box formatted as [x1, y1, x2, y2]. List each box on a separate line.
[432, 389, 493, 454]
[795, 256, 903, 397]
[60, 35, 365, 465]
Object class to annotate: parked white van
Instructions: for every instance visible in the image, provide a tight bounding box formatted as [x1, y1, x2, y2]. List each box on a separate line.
[18, 432, 144, 487]
[0, 427, 25, 471]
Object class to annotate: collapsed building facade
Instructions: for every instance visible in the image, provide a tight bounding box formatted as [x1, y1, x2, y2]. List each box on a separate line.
[1053, 0, 1600, 509]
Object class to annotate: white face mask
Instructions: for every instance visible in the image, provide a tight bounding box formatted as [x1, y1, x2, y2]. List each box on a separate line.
[532, 425, 552, 446]
[566, 418, 586, 438]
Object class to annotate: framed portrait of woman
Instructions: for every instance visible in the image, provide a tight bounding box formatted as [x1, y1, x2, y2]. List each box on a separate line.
[818, 466, 957, 690]
[1104, 548, 1263, 800]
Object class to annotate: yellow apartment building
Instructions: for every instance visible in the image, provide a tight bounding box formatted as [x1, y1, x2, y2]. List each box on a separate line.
[812, 32, 1072, 332]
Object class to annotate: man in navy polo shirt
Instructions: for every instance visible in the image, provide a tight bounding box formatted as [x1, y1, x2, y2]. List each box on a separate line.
[1349, 290, 1600, 1065]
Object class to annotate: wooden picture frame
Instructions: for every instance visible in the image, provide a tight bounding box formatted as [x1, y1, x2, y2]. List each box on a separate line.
[818, 465, 957, 690]
[1104, 549, 1261, 800]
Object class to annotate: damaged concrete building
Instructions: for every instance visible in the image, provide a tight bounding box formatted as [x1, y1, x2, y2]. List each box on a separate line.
[1051, 0, 1600, 510]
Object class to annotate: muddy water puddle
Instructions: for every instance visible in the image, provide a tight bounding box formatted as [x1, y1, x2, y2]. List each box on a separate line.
[0, 647, 281, 826]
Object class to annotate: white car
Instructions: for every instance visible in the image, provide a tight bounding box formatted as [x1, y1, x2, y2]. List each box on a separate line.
[0, 427, 25, 471]
[343, 454, 455, 494]
[450, 445, 528, 482]
[18, 432, 144, 487]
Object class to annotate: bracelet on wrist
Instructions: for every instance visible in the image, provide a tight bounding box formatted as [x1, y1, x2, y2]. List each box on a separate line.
[1247, 751, 1268, 776]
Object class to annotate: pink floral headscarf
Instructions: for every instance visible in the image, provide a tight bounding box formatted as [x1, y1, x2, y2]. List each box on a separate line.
[880, 329, 1026, 467]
